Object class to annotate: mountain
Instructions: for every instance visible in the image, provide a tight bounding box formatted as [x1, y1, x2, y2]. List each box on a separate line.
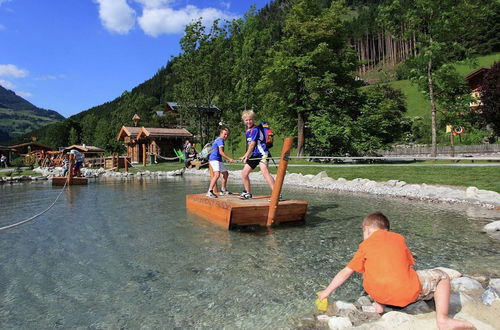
[0, 85, 64, 143]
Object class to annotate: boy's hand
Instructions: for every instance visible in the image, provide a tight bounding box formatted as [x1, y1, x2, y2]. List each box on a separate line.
[240, 155, 248, 162]
[228, 158, 234, 163]
[317, 290, 330, 301]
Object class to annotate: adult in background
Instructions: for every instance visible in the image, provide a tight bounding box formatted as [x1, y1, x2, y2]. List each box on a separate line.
[183, 139, 192, 167]
[70, 149, 85, 177]
[0, 154, 6, 168]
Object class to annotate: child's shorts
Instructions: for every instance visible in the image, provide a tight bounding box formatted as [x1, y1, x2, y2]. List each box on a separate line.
[246, 155, 268, 169]
[209, 160, 228, 172]
[416, 269, 449, 300]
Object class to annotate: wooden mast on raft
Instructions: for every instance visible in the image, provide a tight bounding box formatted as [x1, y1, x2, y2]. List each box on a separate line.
[186, 138, 307, 229]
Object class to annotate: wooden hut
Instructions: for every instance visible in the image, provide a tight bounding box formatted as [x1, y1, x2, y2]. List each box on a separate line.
[9, 141, 54, 156]
[135, 127, 193, 163]
[465, 66, 491, 108]
[117, 126, 144, 163]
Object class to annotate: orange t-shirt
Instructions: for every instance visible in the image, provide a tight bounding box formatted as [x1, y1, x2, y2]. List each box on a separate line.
[347, 230, 421, 306]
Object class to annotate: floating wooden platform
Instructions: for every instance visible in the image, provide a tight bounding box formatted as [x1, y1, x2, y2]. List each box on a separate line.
[186, 193, 308, 229]
[52, 176, 88, 186]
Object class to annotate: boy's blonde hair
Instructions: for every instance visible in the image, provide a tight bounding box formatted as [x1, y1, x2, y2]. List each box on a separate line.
[241, 109, 255, 120]
[363, 212, 390, 230]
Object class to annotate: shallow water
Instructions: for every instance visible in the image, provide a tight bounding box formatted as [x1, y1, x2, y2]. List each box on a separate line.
[0, 177, 499, 329]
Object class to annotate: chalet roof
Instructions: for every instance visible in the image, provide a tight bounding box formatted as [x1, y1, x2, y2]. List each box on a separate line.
[132, 114, 141, 120]
[63, 145, 105, 153]
[9, 141, 54, 151]
[117, 126, 142, 141]
[0, 145, 16, 152]
[136, 127, 193, 140]
[465, 66, 491, 81]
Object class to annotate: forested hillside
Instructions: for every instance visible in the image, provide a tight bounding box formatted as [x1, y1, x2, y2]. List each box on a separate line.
[21, 0, 499, 156]
[0, 85, 64, 143]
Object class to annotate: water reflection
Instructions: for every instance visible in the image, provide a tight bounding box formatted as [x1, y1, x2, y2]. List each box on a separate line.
[0, 178, 498, 329]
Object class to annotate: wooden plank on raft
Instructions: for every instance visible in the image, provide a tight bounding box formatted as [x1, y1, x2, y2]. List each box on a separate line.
[186, 193, 307, 229]
[52, 177, 88, 185]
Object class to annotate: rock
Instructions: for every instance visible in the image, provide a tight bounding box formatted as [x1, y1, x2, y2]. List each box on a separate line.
[489, 278, 500, 291]
[316, 314, 331, 322]
[435, 267, 462, 280]
[402, 300, 433, 315]
[481, 286, 500, 305]
[380, 311, 415, 327]
[482, 221, 500, 232]
[386, 180, 399, 187]
[327, 316, 352, 329]
[466, 186, 479, 197]
[452, 277, 483, 292]
[395, 181, 407, 187]
[449, 292, 476, 314]
[335, 301, 357, 311]
[314, 171, 329, 180]
[357, 296, 372, 307]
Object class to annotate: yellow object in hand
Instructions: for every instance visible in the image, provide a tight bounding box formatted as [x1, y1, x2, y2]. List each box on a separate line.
[315, 292, 328, 311]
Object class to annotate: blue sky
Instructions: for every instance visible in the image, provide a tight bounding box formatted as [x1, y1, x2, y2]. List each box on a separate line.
[0, 0, 271, 118]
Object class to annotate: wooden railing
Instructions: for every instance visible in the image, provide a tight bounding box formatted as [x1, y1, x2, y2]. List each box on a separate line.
[381, 144, 500, 157]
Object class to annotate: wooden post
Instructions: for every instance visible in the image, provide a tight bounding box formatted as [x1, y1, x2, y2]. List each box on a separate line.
[450, 131, 455, 157]
[116, 153, 120, 171]
[266, 137, 293, 227]
[124, 156, 128, 172]
[68, 153, 74, 185]
[142, 144, 147, 167]
[208, 163, 219, 194]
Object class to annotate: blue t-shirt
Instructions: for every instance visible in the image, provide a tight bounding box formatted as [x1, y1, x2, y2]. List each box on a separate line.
[208, 137, 224, 162]
[246, 126, 268, 157]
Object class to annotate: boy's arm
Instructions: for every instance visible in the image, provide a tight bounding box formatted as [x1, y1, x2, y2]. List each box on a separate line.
[218, 146, 234, 162]
[240, 141, 256, 162]
[318, 266, 354, 300]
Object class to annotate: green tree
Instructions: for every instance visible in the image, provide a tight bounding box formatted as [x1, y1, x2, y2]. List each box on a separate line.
[258, 0, 359, 156]
[379, 0, 485, 156]
[68, 127, 79, 145]
[173, 19, 231, 145]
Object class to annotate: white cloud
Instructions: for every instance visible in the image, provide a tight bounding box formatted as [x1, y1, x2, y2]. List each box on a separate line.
[0, 0, 12, 6]
[0, 79, 15, 89]
[138, 4, 236, 36]
[134, 0, 172, 9]
[35, 74, 66, 81]
[0, 64, 29, 78]
[15, 91, 33, 98]
[95, 0, 136, 34]
[219, 2, 231, 10]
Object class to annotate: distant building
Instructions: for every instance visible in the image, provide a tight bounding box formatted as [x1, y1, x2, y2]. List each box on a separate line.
[62, 144, 105, 158]
[9, 141, 54, 155]
[117, 114, 193, 163]
[465, 66, 491, 108]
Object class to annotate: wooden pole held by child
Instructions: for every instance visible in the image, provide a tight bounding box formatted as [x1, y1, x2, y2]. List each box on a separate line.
[68, 153, 74, 185]
[266, 137, 293, 226]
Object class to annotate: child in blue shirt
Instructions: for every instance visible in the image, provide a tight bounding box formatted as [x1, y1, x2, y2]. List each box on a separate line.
[206, 127, 234, 198]
[239, 109, 275, 199]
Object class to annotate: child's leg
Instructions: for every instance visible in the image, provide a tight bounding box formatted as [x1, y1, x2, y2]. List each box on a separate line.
[372, 301, 385, 314]
[208, 171, 220, 191]
[241, 164, 253, 193]
[258, 162, 275, 190]
[434, 276, 475, 329]
[221, 171, 229, 191]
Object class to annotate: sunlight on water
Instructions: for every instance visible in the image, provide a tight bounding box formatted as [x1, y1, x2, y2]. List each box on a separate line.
[1, 177, 499, 329]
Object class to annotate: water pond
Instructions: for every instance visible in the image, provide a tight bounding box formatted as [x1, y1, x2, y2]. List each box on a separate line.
[1, 177, 499, 329]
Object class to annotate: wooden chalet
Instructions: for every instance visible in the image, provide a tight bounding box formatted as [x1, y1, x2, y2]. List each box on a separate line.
[9, 142, 54, 155]
[117, 125, 143, 163]
[117, 114, 193, 164]
[0, 145, 16, 164]
[465, 66, 491, 108]
[62, 145, 105, 158]
[136, 127, 192, 160]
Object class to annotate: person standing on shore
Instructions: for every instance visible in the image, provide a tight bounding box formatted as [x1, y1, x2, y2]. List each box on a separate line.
[0, 154, 6, 168]
[318, 212, 475, 330]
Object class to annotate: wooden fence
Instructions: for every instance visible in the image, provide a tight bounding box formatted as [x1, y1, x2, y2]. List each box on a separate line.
[381, 144, 500, 156]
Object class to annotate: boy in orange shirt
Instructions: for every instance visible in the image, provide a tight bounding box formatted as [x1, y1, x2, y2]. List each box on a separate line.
[318, 212, 475, 330]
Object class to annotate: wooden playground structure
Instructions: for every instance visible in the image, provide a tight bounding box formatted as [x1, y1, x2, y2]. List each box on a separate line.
[186, 138, 308, 229]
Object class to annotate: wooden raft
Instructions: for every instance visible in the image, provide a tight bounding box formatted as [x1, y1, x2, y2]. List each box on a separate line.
[186, 137, 308, 229]
[186, 193, 307, 229]
[52, 153, 88, 186]
[52, 176, 88, 186]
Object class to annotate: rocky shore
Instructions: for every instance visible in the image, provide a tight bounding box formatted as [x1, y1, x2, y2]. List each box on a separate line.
[298, 268, 499, 329]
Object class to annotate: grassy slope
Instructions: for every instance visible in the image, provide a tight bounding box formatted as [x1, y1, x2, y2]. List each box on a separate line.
[387, 52, 500, 119]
